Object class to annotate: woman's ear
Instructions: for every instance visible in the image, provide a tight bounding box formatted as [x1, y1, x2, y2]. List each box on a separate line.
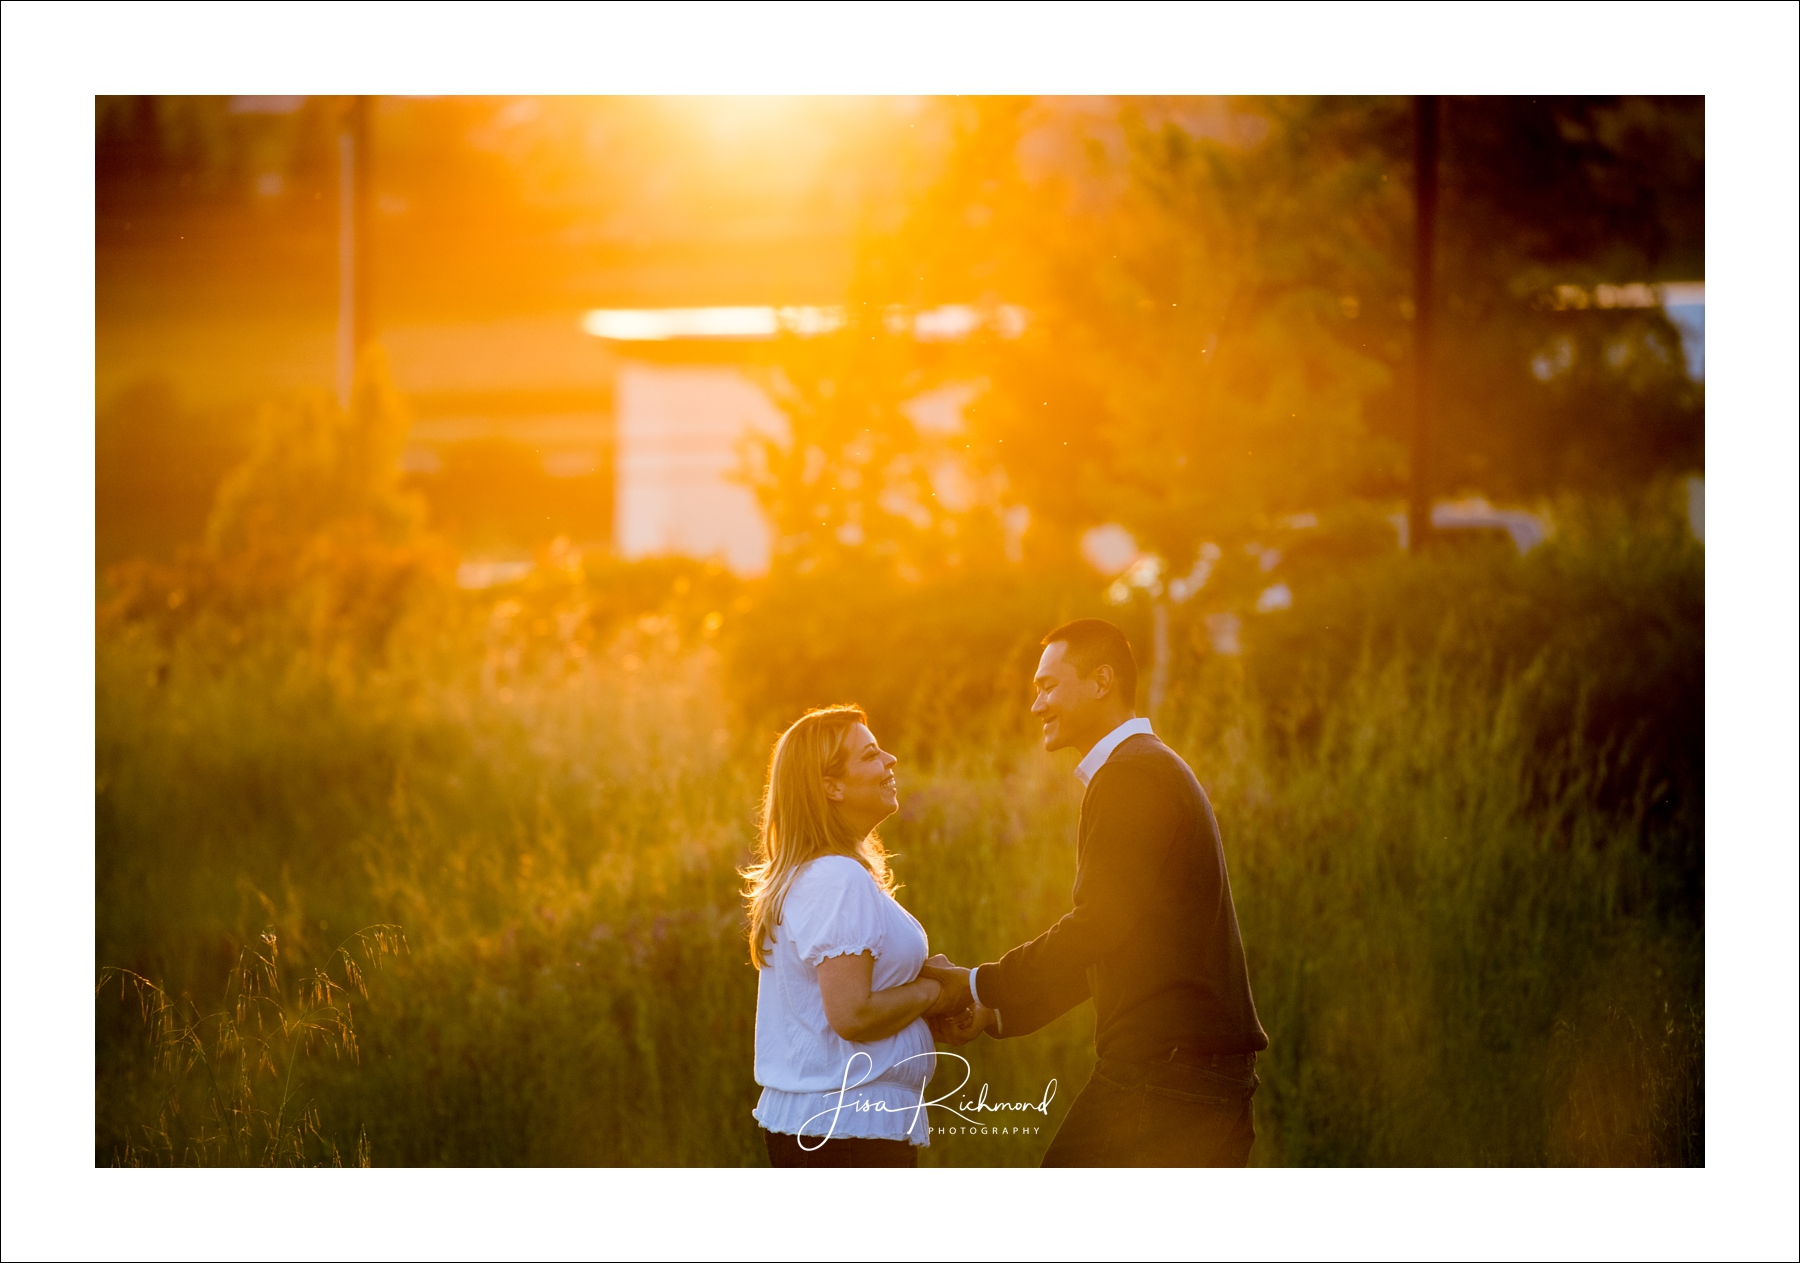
[822, 777, 844, 802]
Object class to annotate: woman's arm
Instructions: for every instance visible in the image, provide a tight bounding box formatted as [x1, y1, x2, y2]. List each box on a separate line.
[817, 951, 942, 1042]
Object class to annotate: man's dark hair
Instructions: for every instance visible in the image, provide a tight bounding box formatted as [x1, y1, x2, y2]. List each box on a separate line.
[1042, 618, 1138, 706]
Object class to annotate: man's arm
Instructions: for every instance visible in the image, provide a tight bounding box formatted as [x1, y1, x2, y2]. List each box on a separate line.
[980, 966, 1089, 1039]
[973, 762, 1174, 1033]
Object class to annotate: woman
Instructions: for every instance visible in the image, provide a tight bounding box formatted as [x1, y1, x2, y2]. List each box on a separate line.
[743, 705, 963, 1167]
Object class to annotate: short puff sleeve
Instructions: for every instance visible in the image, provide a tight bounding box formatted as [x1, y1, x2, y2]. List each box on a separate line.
[782, 856, 887, 967]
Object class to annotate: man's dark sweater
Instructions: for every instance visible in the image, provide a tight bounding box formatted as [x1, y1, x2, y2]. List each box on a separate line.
[975, 733, 1268, 1060]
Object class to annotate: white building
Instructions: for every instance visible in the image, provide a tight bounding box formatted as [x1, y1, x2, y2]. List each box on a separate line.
[388, 305, 1002, 577]
[584, 305, 1003, 575]
[610, 363, 785, 575]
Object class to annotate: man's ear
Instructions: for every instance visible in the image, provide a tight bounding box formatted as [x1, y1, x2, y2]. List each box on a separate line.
[1090, 663, 1116, 698]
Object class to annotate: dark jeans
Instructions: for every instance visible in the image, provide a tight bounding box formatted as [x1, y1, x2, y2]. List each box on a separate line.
[1040, 1053, 1258, 1167]
[763, 1128, 918, 1168]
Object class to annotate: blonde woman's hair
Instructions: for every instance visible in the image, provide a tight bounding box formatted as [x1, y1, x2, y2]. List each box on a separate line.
[742, 705, 896, 968]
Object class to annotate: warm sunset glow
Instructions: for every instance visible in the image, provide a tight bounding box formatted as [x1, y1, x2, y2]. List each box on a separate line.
[92, 92, 1706, 1177]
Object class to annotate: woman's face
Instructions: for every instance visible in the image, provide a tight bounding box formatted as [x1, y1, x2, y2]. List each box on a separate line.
[825, 722, 899, 834]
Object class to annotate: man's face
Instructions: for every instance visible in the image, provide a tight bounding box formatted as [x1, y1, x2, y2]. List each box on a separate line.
[1031, 640, 1112, 753]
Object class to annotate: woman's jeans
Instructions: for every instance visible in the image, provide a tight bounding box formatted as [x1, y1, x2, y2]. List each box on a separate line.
[1040, 1052, 1258, 1167]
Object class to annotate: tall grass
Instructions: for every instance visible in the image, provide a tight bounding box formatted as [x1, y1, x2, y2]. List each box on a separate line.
[95, 517, 1702, 1166]
[96, 926, 402, 1167]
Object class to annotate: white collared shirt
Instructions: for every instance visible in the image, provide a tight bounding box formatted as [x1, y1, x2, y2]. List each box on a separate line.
[970, 716, 1154, 1015]
[1073, 716, 1155, 787]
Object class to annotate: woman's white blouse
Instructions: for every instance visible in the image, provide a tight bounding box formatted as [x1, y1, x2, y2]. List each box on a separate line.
[752, 855, 936, 1145]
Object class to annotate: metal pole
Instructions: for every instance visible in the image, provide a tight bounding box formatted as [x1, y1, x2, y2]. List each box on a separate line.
[335, 124, 356, 408]
[1408, 95, 1439, 555]
[335, 96, 373, 409]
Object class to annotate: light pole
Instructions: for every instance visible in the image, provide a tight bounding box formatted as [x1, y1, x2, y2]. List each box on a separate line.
[335, 96, 373, 409]
[1408, 94, 1439, 555]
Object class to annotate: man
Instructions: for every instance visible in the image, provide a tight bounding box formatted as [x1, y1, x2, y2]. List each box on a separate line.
[928, 618, 1268, 1166]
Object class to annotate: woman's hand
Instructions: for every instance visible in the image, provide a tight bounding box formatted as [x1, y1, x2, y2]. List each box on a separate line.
[922, 983, 969, 1018]
[817, 951, 943, 1043]
[930, 1004, 994, 1047]
[916, 953, 972, 1014]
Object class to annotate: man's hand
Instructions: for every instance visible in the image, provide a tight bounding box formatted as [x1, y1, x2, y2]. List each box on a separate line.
[916, 953, 972, 1016]
[930, 1003, 994, 1046]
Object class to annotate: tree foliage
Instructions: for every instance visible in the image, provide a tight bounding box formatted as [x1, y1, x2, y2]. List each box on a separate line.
[207, 349, 423, 555]
[759, 96, 1704, 578]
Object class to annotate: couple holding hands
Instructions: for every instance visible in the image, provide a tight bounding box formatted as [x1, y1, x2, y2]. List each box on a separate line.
[745, 618, 1268, 1167]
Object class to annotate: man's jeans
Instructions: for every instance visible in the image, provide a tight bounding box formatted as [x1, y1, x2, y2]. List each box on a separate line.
[1041, 1052, 1258, 1166]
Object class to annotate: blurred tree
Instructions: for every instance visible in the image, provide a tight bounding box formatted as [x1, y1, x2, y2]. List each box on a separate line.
[1429, 96, 1705, 495]
[875, 97, 1412, 576]
[868, 96, 1703, 574]
[102, 349, 438, 664]
[1442, 97, 1704, 280]
[744, 310, 1011, 579]
[1021, 97, 1403, 562]
[207, 348, 423, 554]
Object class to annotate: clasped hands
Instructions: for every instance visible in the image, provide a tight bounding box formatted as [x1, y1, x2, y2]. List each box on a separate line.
[916, 953, 994, 1046]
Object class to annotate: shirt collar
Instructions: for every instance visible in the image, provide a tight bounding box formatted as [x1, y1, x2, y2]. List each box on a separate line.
[1073, 717, 1154, 786]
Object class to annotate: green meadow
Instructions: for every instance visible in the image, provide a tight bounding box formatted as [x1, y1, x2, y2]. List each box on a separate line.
[95, 492, 1703, 1166]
